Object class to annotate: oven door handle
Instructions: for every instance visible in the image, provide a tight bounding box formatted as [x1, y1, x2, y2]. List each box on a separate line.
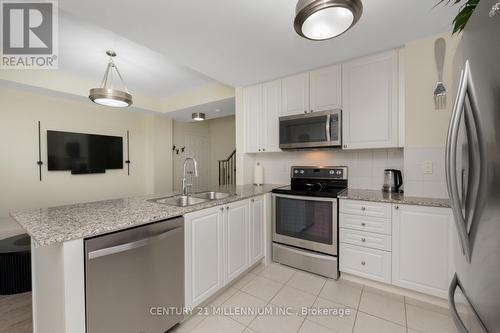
[272, 193, 338, 202]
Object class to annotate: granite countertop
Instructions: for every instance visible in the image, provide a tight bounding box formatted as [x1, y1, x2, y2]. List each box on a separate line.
[10, 184, 284, 247]
[338, 189, 450, 208]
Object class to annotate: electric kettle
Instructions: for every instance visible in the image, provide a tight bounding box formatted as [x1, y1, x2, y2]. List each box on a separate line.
[383, 169, 403, 193]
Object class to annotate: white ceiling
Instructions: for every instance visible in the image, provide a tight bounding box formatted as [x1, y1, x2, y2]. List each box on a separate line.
[58, 0, 458, 87]
[166, 98, 235, 122]
[57, 11, 215, 98]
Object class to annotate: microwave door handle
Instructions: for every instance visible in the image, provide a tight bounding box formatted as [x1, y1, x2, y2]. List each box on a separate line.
[326, 114, 331, 142]
[446, 67, 472, 263]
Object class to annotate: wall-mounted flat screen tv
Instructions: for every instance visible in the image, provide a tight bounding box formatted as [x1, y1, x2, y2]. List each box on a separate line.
[47, 130, 123, 173]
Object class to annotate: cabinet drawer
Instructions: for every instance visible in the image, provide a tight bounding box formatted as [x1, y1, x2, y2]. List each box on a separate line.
[340, 243, 391, 283]
[339, 213, 391, 235]
[340, 200, 392, 219]
[340, 228, 391, 251]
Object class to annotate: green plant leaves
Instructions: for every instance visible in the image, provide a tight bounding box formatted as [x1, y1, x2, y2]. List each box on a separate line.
[437, 0, 480, 33]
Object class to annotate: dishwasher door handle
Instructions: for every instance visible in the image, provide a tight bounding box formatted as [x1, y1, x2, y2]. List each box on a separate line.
[88, 225, 183, 260]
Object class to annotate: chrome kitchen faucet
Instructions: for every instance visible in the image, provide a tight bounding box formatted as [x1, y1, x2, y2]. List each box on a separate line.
[181, 157, 198, 196]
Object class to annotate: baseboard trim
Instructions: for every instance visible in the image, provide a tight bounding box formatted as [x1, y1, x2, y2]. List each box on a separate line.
[340, 272, 450, 309]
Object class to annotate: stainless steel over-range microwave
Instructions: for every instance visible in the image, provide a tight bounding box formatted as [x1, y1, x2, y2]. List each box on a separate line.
[279, 109, 341, 149]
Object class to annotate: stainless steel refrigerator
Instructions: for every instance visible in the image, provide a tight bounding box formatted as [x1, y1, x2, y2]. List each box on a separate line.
[446, 0, 500, 332]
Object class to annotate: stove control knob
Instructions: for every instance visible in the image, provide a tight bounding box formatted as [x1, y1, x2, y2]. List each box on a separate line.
[294, 170, 299, 174]
[329, 170, 334, 175]
[300, 170, 305, 174]
[337, 170, 342, 175]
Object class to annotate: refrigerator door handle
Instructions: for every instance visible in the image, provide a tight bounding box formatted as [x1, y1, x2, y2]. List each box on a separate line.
[449, 274, 470, 333]
[446, 66, 472, 262]
[446, 60, 485, 264]
[449, 273, 489, 333]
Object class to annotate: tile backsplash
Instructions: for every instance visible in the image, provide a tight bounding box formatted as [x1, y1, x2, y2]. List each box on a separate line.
[254, 149, 404, 191]
[253, 146, 448, 199]
[403, 146, 448, 198]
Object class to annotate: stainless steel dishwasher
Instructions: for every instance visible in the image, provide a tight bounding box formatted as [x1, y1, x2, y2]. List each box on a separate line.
[85, 217, 184, 333]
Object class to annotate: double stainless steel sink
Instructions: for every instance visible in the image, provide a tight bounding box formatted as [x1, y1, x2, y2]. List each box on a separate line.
[149, 191, 235, 207]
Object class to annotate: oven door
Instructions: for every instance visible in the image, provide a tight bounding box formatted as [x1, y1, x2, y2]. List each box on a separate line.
[279, 110, 341, 149]
[272, 194, 337, 256]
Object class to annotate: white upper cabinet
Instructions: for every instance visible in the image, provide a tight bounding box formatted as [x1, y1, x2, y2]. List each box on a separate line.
[243, 48, 404, 153]
[392, 204, 454, 298]
[262, 80, 282, 152]
[310, 64, 342, 113]
[342, 50, 400, 149]
[243, 81, 281, 153]
[243, 84, 262, 153]
[281, 72, 310, 116]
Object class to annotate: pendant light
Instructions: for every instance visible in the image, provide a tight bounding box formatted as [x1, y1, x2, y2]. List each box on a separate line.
[89, 50, 133, 107]
[192, 112, 206, 121]
[294, 0, 363, 41]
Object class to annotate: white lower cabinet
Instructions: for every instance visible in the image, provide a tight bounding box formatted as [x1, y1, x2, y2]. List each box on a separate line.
[392, 204, 454, 298]
[339, 199, 454, 299]
[185, 196, 265, 308]
[184, 206, 224, 308]
[340, 228, 391, 251]
[224, 200, 250, 284]
[340, 243, 392, 283]
[249, 196, 265, 265]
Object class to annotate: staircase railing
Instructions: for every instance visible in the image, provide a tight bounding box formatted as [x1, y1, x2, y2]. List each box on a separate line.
[218, 149, 236, 186]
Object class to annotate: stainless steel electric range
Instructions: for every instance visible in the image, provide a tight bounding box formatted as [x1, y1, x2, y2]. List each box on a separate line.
[272, 166, 347, 279]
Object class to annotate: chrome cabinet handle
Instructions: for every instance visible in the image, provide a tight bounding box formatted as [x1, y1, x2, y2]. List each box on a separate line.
[361, 261, 366, 266]
[395, 205, 399, 210]
[343, 144, 348, 149]
[361, 238, 366, 242]
[361, 222, 366, 227]
[445, 60, 484, 263]
[361, 207, 366, 211]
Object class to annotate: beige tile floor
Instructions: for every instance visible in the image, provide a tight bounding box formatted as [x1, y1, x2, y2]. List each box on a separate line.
[0, 263, 459, 333]
[172, 263, 459, 333]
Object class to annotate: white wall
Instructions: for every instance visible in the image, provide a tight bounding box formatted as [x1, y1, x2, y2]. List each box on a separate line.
[172, 116, 236, 190]
[208, 116, 235, 187]
[172, 120, 210, 191]
[0, 88, 173, 234]
[401, 32, 461, 198]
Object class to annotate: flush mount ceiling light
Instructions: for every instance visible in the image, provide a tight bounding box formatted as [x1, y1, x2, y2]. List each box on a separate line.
[294, 0, 363, 41]
[192, 112, 206, 121]
[89, 50, 133, 108]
